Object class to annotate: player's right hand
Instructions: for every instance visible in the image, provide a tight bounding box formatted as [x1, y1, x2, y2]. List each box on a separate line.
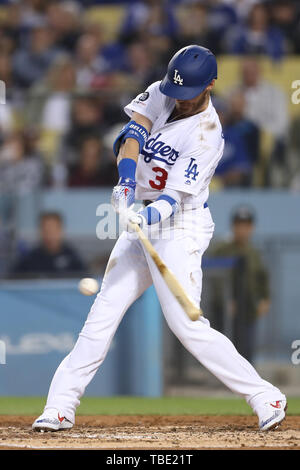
[111, 177, 136, 213]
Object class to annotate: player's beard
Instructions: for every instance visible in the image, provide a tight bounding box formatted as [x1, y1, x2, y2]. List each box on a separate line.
[174, 90, 210, 118]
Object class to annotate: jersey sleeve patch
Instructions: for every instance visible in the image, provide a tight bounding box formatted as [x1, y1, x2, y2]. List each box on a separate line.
[124, 81, 162, 124]
[137, 91, 149, 102]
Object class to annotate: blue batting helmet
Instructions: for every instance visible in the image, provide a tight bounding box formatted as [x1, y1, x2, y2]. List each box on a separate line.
[159, 45, 217, 100]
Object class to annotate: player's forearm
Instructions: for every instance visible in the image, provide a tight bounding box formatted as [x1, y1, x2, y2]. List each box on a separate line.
[140, 189, 183, 225]
[116, 112, 152, 164]
[116, 139, 140, 185]
[117, 139, 140, 165]
[115, 113, 152, 184]
[111, 113, 152, 211]
[118, 112, 151, 159]
[124, 189, 182, 229]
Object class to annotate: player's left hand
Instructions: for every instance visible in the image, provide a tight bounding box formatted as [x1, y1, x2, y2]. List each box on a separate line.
[111, 178, 136, 213]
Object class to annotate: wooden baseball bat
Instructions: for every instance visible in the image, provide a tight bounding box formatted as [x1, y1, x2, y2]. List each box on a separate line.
[131, 223, 202, 321]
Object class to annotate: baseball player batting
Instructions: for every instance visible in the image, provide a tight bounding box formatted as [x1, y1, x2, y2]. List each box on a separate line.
[32, 45, 287, 432]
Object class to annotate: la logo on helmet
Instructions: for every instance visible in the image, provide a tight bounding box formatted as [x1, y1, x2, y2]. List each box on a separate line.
[173, 69, 183, 85]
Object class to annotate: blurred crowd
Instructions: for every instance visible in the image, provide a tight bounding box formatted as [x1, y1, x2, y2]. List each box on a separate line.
[0, 0, 299, 197]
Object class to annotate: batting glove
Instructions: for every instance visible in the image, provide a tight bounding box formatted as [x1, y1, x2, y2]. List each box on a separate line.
[121, 208, 147, 233]
[111, 177, 136, 213]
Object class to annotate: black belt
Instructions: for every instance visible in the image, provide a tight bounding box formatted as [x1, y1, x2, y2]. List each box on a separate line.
[143, 200, 208, 208]
[143, 200, 153, 206]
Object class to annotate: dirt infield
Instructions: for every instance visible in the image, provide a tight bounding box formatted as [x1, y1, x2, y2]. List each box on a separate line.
[0, 415, 299, 450]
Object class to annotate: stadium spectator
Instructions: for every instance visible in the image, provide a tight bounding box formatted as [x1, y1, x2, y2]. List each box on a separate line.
[12, 23, 59, 89]
[228, 56, 288, 138]
[46, 0, 82, 53]
[0, 214, 12, 278]
[0, 2, 24, 54]
[226, 2, 285, 60]
[215, 130, 252, 188]
[0, 56, 14, 136]
[222, 0, 259, 21]
[0, 130, 44, 194]
[75, 33, 110, 89]
[0, 53, 15, 138]
[0, 53, 13, 95]
[214, 93, 259, 187]
[120, 0, 178, 43]
[211, 206, 270, 363]
[93, 39, 156, 95]
[59, 95, 105, 167]
[229, 56, 289, 186]
[40, 56, 76, 134]
[174, 2, 222, 55]
[210, 0, 238, 31]
[271, 0, 300, 54]
[18, 0, 48, 31]
[68, 136, 118, 187]
[207, 0, 238, 53]
[227, 91, 260, 167]
[123, 40, 156, 90]
[288, 115, 300, 190]
[12, 212, 85, 277]
[82, 19, 127, 75]
[142, 31, 174, 69]
[82, 17, 104, 45]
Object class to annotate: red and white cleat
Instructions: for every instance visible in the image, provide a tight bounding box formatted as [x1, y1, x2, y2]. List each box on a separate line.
[32, 409, 73, 432]
[257, 399, 287, 431]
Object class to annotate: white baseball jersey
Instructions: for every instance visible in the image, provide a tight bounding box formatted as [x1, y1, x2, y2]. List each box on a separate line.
[124, 81, 224, 207]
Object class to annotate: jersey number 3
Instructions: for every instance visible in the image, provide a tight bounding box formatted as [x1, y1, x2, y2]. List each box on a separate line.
[149, 167, 168, 190]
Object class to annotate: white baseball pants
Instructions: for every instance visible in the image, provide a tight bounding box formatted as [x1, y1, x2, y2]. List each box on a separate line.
[45, 207, 284, 422]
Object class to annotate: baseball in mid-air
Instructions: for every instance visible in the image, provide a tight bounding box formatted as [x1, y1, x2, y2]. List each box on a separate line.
[78, 278, 99, 296]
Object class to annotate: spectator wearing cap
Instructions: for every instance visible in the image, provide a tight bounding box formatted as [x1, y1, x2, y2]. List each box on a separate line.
[211, 206, 270, 363]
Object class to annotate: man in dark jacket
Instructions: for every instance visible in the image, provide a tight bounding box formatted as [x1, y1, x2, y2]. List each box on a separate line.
[13, 212, 85, 278]
[212, 206, 270, 363]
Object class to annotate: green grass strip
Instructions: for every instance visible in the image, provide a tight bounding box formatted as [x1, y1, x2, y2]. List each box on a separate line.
[0, 396, 299, 416]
